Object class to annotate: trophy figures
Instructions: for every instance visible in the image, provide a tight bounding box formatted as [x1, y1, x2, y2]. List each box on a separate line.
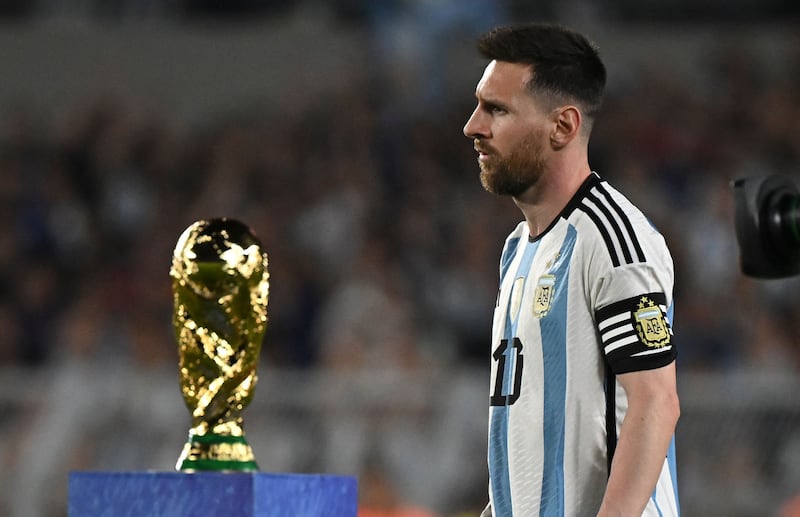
[170, 218, 269, 472]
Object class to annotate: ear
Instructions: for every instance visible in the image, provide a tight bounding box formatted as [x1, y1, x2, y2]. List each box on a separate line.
[550, 106, 582, 150]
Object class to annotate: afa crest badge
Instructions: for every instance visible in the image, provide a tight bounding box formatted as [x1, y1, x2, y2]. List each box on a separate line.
[532, 274, 555, 318]
[633, 296, 670, 348]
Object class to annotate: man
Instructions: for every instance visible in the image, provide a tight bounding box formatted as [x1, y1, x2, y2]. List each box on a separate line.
[463, 24, 680, 516]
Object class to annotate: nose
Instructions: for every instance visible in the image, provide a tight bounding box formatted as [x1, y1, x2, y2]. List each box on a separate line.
[463, 106, 488, 139]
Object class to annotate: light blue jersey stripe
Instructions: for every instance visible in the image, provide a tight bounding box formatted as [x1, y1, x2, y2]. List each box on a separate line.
[490, 238, 539, 517]
[489, 408, 512, 514]
[500, 237, 521, 281]
[666, 304, 680, 513]
[538, 225, 577, 516]
[651, 304, 679, 517]
[668, 432, 680, 513]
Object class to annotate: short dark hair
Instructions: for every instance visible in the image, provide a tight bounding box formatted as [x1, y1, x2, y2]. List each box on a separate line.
[478, 23, 606, 121]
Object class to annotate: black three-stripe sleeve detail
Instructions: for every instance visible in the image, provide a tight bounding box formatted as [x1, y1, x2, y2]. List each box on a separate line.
[586, 190, 634, 264]
[578, 204, 620, 267]
[578, 186, 648, 268]
[595, 183, 646, 263]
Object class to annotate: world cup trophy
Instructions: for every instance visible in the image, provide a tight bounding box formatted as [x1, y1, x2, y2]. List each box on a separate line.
[170, 218, 269, 471]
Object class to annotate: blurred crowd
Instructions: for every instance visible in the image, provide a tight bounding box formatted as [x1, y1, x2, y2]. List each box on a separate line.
[0, 69, 512, 373]
[1, 18, 799, 378]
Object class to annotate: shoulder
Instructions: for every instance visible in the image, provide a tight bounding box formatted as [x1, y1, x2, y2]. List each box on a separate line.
[564, 173, 671, 270]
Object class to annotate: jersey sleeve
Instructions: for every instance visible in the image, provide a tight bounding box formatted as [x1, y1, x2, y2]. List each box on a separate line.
[590, 234, 677, 375]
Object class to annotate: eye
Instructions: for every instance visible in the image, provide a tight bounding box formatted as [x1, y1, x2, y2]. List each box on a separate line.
[487, 103, 507, 115]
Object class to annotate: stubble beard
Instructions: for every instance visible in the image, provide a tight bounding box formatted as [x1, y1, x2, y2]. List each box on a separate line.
[478, 133, 546, 198]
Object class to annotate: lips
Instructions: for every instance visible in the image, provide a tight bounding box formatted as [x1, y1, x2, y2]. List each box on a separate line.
[474, 139, 494, 158]
[475, 145, 493, 162]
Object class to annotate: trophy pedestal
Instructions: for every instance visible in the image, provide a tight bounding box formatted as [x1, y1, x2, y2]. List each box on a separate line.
[68, 471, 358, 517]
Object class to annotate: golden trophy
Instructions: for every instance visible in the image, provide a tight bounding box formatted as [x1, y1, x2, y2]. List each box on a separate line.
[170, 218, 269, 472]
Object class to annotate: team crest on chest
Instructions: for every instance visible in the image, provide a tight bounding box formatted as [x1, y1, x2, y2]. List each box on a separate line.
[633, 296, 670, 347]
[532, 274, 555, 318]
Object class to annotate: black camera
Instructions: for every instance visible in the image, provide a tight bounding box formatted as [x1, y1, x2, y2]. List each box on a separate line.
[732, 174, 800, 278]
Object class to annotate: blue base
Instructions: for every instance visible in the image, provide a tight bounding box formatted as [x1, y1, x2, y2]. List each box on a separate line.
[68, 471, 358, 517]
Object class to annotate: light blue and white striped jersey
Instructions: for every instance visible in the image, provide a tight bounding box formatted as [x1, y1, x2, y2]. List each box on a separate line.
[487, 172, 679, 517]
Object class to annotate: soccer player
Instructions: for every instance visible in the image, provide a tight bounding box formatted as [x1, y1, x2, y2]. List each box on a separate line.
[463, 24, 680, 516]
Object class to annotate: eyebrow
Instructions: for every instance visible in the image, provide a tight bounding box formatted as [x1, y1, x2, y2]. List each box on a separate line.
[479, 96, 511, 113]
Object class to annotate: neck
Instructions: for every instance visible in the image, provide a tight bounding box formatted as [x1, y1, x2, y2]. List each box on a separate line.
[514, 159, 591, 239]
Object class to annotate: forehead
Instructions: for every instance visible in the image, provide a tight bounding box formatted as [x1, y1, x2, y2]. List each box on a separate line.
[475, 60, 533, 101]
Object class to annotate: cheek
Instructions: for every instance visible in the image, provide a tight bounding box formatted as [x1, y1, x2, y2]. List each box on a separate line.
[499, 128, 536, 158]
[500, 118, 545, 145]
[507, 129, 547, 168]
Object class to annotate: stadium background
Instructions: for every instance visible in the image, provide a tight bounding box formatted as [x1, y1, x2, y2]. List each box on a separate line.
[0, 1, 799, 516]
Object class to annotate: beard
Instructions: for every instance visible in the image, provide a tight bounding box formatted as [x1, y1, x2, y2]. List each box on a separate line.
[478, 132, 546, 198]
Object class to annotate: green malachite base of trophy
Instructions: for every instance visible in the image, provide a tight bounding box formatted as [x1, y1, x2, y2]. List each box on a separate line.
[177, 431, 259, 472]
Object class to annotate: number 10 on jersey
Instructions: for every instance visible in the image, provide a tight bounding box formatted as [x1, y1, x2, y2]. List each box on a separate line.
[490, 338, 524, 406]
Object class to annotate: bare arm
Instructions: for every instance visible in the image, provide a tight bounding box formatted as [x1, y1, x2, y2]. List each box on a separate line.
[597, 362, 680, 517]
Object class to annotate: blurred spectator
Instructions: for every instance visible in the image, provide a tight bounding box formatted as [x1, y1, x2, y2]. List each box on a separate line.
[358, 459, 439, 517]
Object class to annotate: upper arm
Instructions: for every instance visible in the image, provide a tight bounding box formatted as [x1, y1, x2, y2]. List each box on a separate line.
[617, 361, 679, 418]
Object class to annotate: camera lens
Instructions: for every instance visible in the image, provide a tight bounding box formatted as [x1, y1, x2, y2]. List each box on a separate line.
[765, 187, 800, 256]
[733, 174, 800, 278]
